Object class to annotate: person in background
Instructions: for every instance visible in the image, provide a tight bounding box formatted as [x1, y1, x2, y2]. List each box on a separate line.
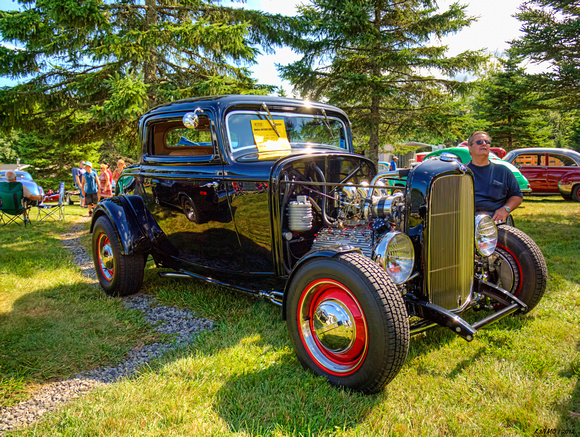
[2, 170, 43, 223]
[98, 163, 113, 201]
[4, 170, 43, 202]
[73, 160, 86, 207]
[80, 161, 100, 216]
[467, 131, 522, 223]
[112, 159, 126, 184]
[106, 164, 114, 190]
[389, 156, 398, 171]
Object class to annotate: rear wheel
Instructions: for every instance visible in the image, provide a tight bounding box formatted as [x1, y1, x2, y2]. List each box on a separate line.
[286, 252, 409, 394]
[92, 216, 146, 296]
[490, 226, 547, 312]
[181, 196, 203, 223]
[571, 185, 580, 202]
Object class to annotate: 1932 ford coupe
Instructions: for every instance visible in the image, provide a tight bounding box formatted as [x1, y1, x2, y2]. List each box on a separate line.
[91, 95, 547, 394]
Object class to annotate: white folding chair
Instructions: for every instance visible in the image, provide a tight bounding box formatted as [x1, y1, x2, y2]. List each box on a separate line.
[36, 182, 65, 221]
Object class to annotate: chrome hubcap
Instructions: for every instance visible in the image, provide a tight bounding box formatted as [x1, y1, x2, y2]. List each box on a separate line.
[495, 248, 519, 293]
[98, 235, 114, 281]
[313, 299, 355, 353]
[298, 279, 368, 375]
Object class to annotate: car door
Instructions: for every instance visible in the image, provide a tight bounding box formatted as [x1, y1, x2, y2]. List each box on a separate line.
[546, 153, 577, 193]
[138, 110, 245, 274]
[511, 153, 548, 193]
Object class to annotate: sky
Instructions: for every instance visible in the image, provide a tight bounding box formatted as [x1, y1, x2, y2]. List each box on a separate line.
[0, 0, 536, 91]
[244, 0, 532, 93]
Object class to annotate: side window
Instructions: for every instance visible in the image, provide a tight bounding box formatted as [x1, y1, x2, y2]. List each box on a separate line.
[548, 154, 576, 167]
[150, 115, 214, 156]
[513, 154, 540, 166]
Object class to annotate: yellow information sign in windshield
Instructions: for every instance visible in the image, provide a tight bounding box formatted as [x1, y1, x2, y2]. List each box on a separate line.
[251, 120, 291, 152]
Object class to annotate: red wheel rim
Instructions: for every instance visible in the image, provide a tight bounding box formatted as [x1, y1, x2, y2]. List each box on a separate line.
[97, 233, 114, 282]
[297, 279, 368, 376]
[496, 244, 523, 296]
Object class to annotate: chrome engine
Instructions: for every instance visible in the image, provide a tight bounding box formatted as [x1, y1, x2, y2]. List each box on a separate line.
[282, 166, 415, 285]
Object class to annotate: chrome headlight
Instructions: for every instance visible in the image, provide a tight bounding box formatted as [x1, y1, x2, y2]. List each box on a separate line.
[372, 231, 415, 284]
[475, 214, 497, 256]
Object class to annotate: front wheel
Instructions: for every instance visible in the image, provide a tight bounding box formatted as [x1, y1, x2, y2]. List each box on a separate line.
[92, 216, 146, 296]
[490, 226, 547, 312]
[286, 252, 410, 394]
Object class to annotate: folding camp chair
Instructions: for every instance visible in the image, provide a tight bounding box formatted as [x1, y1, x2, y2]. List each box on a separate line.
[0, 181, 32, 226]
[36, 182, 65, 221]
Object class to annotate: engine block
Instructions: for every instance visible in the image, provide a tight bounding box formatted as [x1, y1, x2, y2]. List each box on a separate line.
[311, 226, 375, 258]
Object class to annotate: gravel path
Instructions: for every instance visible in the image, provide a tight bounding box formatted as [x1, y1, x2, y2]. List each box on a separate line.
[0, 217, 214, 434]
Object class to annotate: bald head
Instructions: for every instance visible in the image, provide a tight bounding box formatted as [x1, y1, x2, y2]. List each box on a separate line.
[5, 170, 17, 182]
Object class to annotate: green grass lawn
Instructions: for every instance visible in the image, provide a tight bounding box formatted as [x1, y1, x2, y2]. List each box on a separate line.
[1, 198, 578, 436]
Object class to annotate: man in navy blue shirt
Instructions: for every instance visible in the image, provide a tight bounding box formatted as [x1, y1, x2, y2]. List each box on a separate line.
[467, 131, 522, 223]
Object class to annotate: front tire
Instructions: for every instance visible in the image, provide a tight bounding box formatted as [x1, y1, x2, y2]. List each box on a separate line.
[92, 216, 146, 297]
[286, 252, 409, 394]
[491, 226, 547, 312]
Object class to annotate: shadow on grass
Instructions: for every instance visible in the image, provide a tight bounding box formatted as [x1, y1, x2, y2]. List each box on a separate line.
[214, 357, 380, 435]
[149, 277, 381, 435]
[558, 340, 580, 433]
[0, 226, 153, 408]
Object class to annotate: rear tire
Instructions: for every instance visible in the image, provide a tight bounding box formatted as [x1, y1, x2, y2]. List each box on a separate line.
[92, 216, 146, 297]
[491, 226, 547, 312]
[286, 252, 409, 394]
[181, 196, 203, 223]
[571, 185, 580, 202]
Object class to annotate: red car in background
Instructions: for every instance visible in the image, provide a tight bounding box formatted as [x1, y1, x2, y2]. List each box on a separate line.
[503, 147, 580, 201]
[490, 147, 506, 158]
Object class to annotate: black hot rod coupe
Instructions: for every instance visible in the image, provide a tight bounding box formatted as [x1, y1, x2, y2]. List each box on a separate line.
[91, 95, 547, 394]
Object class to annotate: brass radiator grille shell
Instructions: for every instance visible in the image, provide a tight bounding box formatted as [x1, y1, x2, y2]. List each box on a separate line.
[425, 174, 474, 310]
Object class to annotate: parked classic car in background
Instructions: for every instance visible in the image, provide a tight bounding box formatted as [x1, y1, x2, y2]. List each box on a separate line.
[503, 147, 580, 201]
[90, 95, 547, 394]
[424, 147, 532, 194]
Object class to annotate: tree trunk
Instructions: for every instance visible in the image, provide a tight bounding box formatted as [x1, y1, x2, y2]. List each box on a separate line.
[368, 94, 380, 166]
[144, 0, 158, 107]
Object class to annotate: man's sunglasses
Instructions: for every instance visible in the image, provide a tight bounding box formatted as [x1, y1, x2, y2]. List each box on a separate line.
[475, 140, 491, 145]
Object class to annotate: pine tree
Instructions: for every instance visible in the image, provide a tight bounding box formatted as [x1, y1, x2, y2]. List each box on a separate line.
[511, 0, 580, 107]
[0, 0, 277, 155]
[279, 0, 487, 164]
[473, 57, 550, 151]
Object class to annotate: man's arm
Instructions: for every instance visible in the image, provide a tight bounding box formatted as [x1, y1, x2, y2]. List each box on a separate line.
[492, 195, 522, 222]
[22, 185, 43, 202]
[492, 167, 523, 222]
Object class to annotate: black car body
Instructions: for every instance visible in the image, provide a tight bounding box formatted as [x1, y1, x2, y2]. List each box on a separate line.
[91, 95, 547, 393]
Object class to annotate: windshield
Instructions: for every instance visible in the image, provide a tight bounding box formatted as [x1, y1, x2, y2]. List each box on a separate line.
[226, 111, 348, 158]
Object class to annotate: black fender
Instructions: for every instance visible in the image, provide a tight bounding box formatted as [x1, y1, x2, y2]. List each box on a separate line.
[281, 247, 362, 319]
[90, 195, 158, 256]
